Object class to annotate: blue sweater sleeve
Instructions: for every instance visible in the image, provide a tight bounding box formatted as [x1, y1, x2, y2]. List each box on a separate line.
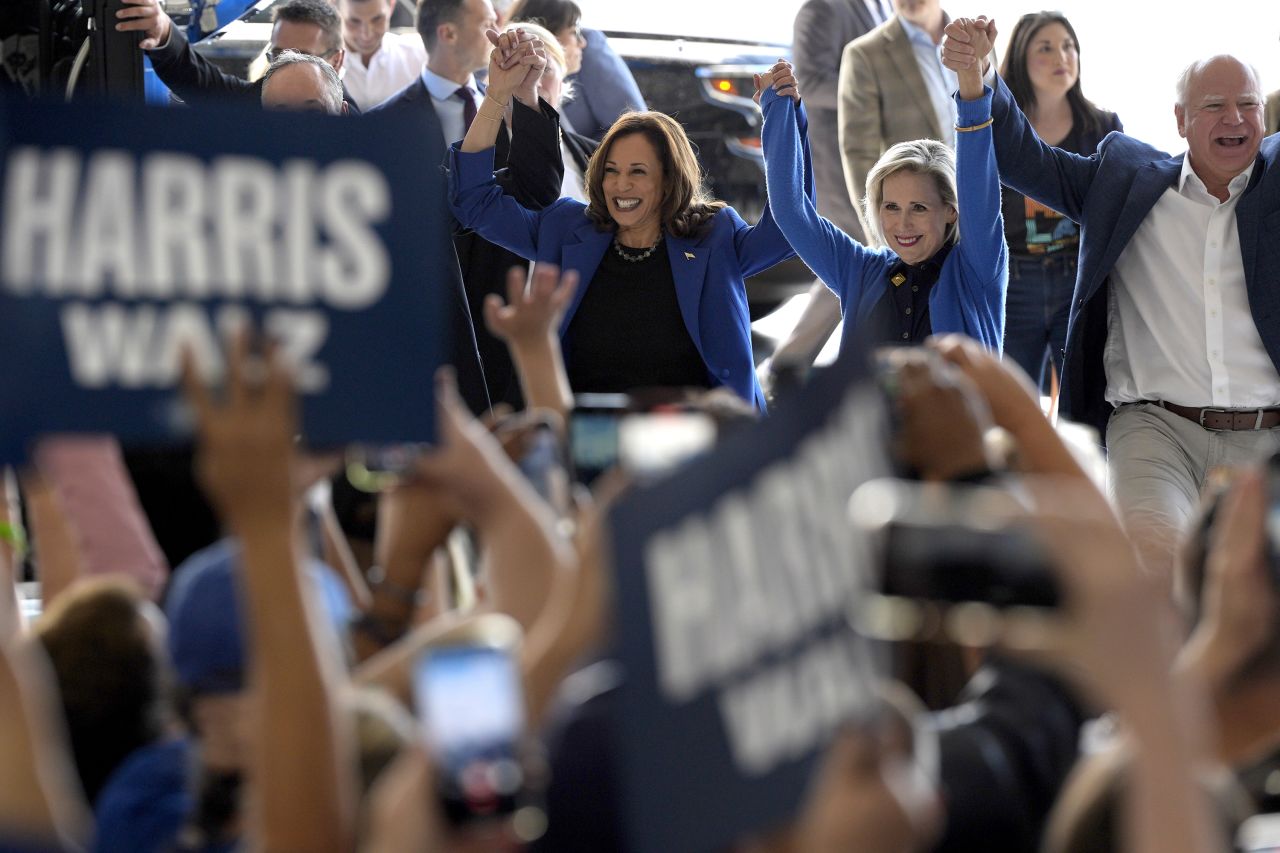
[447, 143, 543, 259]
[760, 87, 880, 307]
[953, 86, 1009, 349]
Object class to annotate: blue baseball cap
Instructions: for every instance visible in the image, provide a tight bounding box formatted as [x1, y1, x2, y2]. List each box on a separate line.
[164, 538, 354, 694]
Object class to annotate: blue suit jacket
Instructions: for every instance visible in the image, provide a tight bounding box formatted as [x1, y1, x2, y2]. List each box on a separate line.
[988, 73, 1280, 434]
[448, 124, 817, 410]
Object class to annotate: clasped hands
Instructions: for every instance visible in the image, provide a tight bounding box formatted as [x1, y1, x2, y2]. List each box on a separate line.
[484, 26, 548, 108]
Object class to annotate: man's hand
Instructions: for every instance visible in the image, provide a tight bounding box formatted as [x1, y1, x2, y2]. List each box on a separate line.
[484, 264, 578, 351]
[116, 0, 172, 50]
[941, 15, 996, 76]
[753, 58, 800, 106]
[483, 27, 546, 108]
[181, 328, 297, 534]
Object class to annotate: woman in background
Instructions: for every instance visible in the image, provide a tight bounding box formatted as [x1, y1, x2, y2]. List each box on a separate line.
[997, 11, 1121, 393]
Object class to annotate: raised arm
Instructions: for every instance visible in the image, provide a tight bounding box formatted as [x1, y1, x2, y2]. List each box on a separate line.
[942, 18, 1097, 221]
[484, 264, 577, 418]
[183, 333, 356, 853]
[118, 0, 259, 103]
[838, 39, 884, 234]
[759, 65, 879, 308]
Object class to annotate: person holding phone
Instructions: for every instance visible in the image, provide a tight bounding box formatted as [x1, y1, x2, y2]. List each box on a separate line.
[450, 30, 814, 411]
[757, 43, 1007, 355]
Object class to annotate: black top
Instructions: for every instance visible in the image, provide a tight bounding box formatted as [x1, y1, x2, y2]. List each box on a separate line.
[857, 243, 952, 349]
[565, 238, 711, 394]
[1000, 110, 1121, 256]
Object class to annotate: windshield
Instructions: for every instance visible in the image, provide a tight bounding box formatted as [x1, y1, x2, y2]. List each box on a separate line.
[575, 1, 792, 47]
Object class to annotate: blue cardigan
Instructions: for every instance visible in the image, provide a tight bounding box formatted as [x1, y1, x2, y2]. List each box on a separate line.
[448, 132, 817, 410]
[760, 87, 1008, 352]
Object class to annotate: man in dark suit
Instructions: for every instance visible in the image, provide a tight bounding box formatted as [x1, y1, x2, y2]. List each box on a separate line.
[373, 0, 563, 411]
[118, 0, 363, 112]
[946, 24, 1280, 575]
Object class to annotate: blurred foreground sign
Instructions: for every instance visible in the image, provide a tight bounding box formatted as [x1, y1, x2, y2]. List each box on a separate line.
[608, 356, 890, 853]
[0, 97, 452, 461]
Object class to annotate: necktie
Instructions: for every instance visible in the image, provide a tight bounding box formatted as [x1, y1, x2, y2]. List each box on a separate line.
[455, 85, 477, 132]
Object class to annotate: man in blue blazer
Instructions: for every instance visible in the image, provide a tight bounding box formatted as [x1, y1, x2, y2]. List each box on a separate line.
[945, 26, 1280, 573]
[373, 0, 563, 411]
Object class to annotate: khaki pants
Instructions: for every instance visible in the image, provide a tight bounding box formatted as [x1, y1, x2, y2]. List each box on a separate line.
[1106, 401, 1280, 575]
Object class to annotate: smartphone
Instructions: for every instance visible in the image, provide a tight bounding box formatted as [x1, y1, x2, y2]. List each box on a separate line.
[850, 478, 1061, 609]
[345, 443, 429, 492]
[413, 615, 535, 827]
[618, 411, 717, 481]
[569, 393, 631, 485]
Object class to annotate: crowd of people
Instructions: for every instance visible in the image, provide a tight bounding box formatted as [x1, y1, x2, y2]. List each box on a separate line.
[4, 0, 1280, 850]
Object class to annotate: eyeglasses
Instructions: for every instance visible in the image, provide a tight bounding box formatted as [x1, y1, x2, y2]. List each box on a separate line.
[265, 45, 338, 64]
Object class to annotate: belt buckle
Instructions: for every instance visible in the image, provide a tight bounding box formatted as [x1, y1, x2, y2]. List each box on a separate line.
[1198, 407, 1229, 429]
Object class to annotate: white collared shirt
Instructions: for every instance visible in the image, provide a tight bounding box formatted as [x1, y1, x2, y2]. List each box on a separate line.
[1105, 157, 1280, 407]
[343, 31, 427, 111]
[420, 66, 481, 146]
[897, 16, 960, 145]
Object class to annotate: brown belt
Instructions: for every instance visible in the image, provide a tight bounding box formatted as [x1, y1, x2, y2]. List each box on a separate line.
[1156, 400, 1280, 431]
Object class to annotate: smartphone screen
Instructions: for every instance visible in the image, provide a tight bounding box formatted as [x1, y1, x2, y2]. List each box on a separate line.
[518, 424, 569, 513]
[569, 395, 630, 485]
[414, 645, 526, 824]
[618, 412, 716, 480]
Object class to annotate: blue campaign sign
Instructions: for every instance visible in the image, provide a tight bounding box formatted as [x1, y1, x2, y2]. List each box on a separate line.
[607, 355, 892, 853]
[0, 97, 453, 461]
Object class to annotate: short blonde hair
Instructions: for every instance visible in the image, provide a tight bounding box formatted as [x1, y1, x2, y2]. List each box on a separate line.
[502, 21, 574, 103]
[863, 139, 959, 249]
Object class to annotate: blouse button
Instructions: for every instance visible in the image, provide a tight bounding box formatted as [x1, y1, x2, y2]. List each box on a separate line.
[901, 332, 909, 340]
[720, 368, 730, 378]
[905, 307, 913, 315]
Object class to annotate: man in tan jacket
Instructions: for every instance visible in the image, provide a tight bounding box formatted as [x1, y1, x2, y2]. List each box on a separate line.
[838, 0, 992, 232]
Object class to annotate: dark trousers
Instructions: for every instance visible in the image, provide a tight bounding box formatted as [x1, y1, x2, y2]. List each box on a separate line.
[1002, 253, 1076, 392]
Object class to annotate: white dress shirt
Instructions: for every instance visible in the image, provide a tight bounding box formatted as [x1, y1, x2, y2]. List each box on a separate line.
[343, 31, 427, 111]
[421, 66, 482, 146]
[1105, 158, 1280, 408]
[897, 16, 960, 146]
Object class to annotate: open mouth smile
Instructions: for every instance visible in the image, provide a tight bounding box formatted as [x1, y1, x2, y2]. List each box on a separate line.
[614, 198, 641, 211]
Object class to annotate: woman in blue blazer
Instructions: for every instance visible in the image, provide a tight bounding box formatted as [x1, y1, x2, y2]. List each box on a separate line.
[449, 31, 813, 411]
[758, 47, 1007, 356]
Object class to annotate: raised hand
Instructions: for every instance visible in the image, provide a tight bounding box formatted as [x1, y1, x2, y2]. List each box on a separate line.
[484, 264, 579, 349]
[753, 58, 800, 105]
[181, 328, 297, 533]
[941, 15, 995, 75]
[116, 0, 172, 50]
[928, 334, 1041, 434]
[483, 27, 547, 108]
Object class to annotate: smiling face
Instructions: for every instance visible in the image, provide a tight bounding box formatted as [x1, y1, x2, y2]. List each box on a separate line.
[602, 132, 666, 244]
[340, 0, 393, 59]
[1176, 56, 1264, 195]
[1025, 22, 1078, 100]
[878, 169, 956, 266]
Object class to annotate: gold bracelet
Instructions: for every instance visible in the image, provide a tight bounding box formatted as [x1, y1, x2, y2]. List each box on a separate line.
[484, 94, 511, 109]
[955, 117, 994, 133]
[476, 111, 505, 123]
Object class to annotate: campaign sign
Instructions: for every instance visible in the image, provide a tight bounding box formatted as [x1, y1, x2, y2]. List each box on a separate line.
[608, 355, 891, 853]
[0, 97, 453, 461]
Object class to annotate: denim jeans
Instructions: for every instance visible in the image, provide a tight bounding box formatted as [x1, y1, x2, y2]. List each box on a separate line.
[1002, 253, 1077, 392]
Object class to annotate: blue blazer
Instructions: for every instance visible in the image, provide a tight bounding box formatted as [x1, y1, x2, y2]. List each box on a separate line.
[448, 127, 817, 410]
[988, 73, 1280, 433]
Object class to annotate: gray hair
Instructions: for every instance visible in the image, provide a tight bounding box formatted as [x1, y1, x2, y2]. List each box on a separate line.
[863, 139, 959, 249]
[261, 49, 344, 113]
[1175, 54, 1262, 107]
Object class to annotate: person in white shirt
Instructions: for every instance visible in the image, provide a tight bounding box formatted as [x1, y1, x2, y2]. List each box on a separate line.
[338, 0, 427, 110]
[945, 24, 1280, 577]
